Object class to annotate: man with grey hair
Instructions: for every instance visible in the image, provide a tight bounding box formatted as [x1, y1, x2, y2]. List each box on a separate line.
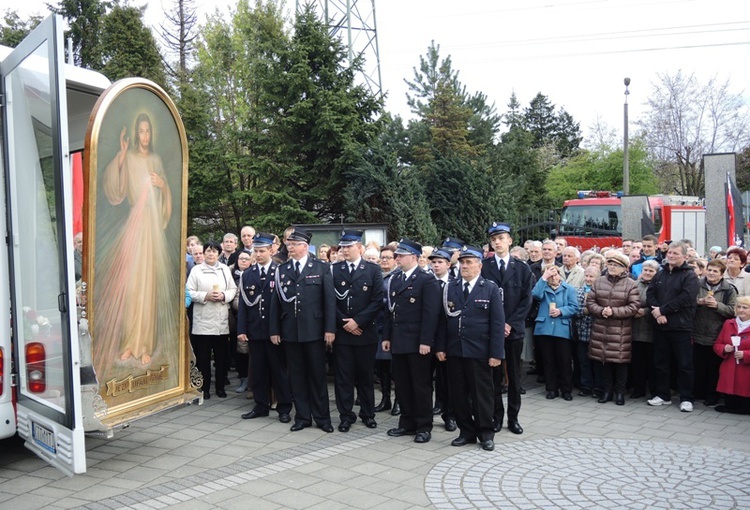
[562, 247, 585, 288]
[646, 242, 699, 412]
[220, 233, 238, 265]
[527, 240, 542, 265]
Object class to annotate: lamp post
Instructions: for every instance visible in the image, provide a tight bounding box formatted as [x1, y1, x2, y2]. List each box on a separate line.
[623, 77, 630, 195]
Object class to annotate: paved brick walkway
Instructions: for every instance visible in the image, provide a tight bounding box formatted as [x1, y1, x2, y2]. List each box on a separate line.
[1, 374, 749, 509]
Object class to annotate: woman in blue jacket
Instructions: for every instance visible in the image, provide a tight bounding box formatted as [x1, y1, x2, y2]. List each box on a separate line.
[533, 265, 579, 400]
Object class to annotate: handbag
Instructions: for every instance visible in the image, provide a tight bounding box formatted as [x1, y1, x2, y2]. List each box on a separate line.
[237, 338, 249, 354]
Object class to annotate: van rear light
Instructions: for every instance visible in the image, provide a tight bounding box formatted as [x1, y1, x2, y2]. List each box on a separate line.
[26, 342, 46, 393]
[0, 347, 4, 396]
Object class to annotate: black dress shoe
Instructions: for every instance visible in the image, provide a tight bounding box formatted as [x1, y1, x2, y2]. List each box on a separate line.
[451, 436, 477, 447]
[387, 427, 414, 437]
[481, 439, 495, 451]
[592, 389, 604, 399]
[546, 391, 558, 399]
[216, 389, 227, 398]
[414, 431, 431, 443]
[203, 391, 211, 400]
[241, 409, 269, 419]
[562, 392, 573, 401]
[615, 393, 625, 406]
[598, 392, 613, 404]
[432, 405, 442, 416]
[362, 417, 377, 429]
[578, 388, 592, 397]
[444, 418, 457, 432]
[374, 398, 392, 412]
[319, 423, 334, 433]
[630, 391, 645, 399]
[493, 418, 502, 433]
[391, 401, 401, 416]
[290, 422, 310, 432]
[338, 421, 352, 432]
[519, 387, 526, 395]
[278, 413, 292, 423]
[537, 375, 546, 384]
[508, 422, 523, 435]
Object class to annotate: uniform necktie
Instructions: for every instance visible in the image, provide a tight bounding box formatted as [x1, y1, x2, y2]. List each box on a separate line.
[450, 267, 457, 280]
[349, 263, 355, 274]
[499, 259, 506, 280]
[261, 267, 267, 281]
[463, 281, 470, 299]
[295, 261, 301, 277]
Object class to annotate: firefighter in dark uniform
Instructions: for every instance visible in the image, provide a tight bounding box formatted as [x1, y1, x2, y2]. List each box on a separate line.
[238, 232, 293, 423]
[331, 230, 384, 431]
[481, 222, 534, 435]
[269, 227, 336, 433]
[428, 248, 457, 432]
[436, 245, 505, 451]
[383, 238, 441, 444]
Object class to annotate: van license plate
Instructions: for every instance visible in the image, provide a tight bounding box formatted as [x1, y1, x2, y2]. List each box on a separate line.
[31, 421, 56, 454]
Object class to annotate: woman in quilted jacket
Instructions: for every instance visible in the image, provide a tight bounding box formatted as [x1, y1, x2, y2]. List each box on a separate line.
[587, 251, 640, 405]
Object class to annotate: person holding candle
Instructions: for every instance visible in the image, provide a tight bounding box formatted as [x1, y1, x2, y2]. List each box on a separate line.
[713, 295, 750, 414]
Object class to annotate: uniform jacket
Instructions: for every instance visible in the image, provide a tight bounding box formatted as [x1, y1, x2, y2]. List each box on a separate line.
[332, 259, 384, 345]
[436, 277, 505, 360]
[237, 262, 278, 340]
[693, 277, 737, 346]
[531, 278, 578, 339]
[714, 319, 750, 398]
[382, 267, 440, 354]
[187, 262, 237, 335]
[269, 256, 336, 342]
[586, 272, 640, 364]
[646, 260, 699, 331]
[481, 255, 534, 339]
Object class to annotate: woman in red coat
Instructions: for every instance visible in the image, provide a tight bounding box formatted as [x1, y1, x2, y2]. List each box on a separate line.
[713, 295, 750, 414]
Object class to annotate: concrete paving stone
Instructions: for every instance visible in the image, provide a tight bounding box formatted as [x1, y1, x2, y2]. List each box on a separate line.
[388, 486, 432, 506]
[185, 453, 235, 470]
[0, 474, 59, 495]
[4, 493, 58, 510]
[48, 497, 95, 509]
[264, 487, 326, 509]
[73, 483, 130, 502]
[119, 466, 170, 483]
[299, 479, 348, 498]
[215, 493, 283, 510]
[265, 470, 326, 490]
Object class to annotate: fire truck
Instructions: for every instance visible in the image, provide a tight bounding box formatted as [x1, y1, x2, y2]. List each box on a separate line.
[558, 190, 705, 253]
[0, 16, 199, 475]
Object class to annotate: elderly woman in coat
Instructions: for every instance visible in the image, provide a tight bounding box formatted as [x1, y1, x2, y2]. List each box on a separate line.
[693, 259, 736, 406]
[586, 251, 640, 405]
[713, 295, 750, 414]
[187, 241, 238, 399]
[532, 265, 579, 401]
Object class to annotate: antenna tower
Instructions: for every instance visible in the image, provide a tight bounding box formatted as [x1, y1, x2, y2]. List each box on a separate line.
[297, 0, 383, 98]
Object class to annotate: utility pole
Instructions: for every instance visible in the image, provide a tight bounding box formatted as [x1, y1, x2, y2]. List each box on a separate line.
[298, 0, 383, 98]
[623, 77, 630, 195]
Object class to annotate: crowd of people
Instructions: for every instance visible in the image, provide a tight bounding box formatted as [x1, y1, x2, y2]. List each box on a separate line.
[183, 226, 750, 451]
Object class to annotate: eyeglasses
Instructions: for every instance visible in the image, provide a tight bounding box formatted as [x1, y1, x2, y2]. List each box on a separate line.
[380, 255, 394, 260]
[238, 257, 251, 262]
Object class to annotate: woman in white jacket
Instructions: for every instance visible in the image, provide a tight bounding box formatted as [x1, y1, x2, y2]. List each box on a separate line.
[188, 241, 237, 399]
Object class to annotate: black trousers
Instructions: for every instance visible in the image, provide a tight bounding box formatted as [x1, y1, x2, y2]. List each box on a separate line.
[539, 335, 573, 393]
[392, 352, 433, 433]
[494, 337, 523, 424]
[285, 340, 331, 426]
[631, 341, 654, 394]
[448, 357, 495, 441]
[693, 343, 721, 401]
[248, 339, 292, 414]
[333, 342, 378, 422]
[192, 334, 228, 392]
[653, 330, 693, 402]
[601, 362, 628, 394]
[432, 355, 454, 421]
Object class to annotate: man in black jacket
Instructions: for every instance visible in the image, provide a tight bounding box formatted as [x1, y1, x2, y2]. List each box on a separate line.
[481, 222, 534, 435]
[269, 227, 336, 432]
[332, 230, 384, 432]
[382, 238, 441, 444]
[237, 233, 292, 423]
[437, 245, 504, 451]
[646, 241, 699, 412]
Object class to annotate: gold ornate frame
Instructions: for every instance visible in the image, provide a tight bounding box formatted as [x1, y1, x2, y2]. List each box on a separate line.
[82, 78, 195, 425]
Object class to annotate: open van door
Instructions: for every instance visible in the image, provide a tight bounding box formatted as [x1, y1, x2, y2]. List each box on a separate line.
[0, 15, 86, 475]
